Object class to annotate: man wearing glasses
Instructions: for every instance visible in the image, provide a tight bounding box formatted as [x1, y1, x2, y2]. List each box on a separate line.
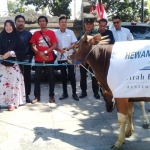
[97, 18, 115, 44]
[111, 16, 133, 41]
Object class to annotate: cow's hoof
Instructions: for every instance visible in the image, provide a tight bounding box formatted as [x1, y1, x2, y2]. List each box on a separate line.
[143, 123, 150, 129]
[111, 145, 121, 150]
[125, 132, 132, 138]
[125, 130, 134, 138]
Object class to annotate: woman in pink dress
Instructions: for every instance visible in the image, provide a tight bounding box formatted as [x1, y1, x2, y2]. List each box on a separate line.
[0, 20, 26, 111]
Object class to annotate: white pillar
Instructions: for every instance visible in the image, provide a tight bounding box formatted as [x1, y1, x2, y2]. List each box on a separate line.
[0, 0, 8, 16]
[74, 0, 76, 19]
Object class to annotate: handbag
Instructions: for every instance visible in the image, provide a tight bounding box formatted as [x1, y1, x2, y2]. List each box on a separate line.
[40, 31, 57, 61]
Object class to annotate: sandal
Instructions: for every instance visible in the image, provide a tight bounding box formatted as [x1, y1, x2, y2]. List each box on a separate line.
[8, 105, 15, 111]
[31, 97, 40, 104]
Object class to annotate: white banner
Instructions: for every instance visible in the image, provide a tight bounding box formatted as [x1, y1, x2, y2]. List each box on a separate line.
[107, 40, 150, 98]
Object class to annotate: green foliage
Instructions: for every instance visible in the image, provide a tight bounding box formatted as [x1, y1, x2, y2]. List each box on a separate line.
[89, 0, 148, 22]
[21, 0, 72, 18]
[8, 0, 26, 14]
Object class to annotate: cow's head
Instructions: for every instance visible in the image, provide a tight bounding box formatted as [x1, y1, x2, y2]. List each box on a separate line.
[68, 32, 109, 64]
[68, 32, 102, 64]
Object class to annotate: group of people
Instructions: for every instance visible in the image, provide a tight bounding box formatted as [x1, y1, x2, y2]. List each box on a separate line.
[77, 15, 133, 98]
[0, 16, 33, 111]
[0, 14, 133, 111]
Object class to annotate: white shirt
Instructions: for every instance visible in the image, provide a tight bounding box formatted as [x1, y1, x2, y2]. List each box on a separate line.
[111, 27, 134, 42]
[55, 28, 77, 61]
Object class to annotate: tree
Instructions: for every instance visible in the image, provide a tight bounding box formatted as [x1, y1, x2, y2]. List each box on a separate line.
[89, 0, 148, 22]
[7, 0, 26, 15]
[21, 0, 72, 18]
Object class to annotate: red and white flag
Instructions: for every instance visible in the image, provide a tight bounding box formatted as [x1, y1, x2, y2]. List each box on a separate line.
[90, 0, 108, 20]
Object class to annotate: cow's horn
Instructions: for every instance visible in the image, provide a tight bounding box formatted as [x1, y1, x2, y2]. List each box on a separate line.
[82, 32, 88, 41]
[101, 35, 109, 40]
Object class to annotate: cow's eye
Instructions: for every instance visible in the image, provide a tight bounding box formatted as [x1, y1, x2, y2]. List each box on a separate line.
[75, 45, 79, 49]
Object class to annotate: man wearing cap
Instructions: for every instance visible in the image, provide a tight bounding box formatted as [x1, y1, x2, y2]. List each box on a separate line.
[77, 18, 100, 99]
[97, 18, 115, 44]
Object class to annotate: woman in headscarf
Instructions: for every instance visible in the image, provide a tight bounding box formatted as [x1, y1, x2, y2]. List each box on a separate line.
[0, 20, 26, 111]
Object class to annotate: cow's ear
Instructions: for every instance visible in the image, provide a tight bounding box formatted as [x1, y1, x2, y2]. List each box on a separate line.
[82, 32, 88, 41]
[92, 33, 101, 44]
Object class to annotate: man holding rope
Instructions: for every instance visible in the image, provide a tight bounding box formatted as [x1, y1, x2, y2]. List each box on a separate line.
[55, 15, 79, 101]
[15, 15, 34, 103]
[30, 16, 57, 104]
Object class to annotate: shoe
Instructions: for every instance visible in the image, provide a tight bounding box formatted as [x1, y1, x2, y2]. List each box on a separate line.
[31, 97, 40, 104]
[79, 92, 87, 98]
[94, 93, 100, 99]
[8, 105, 15, 111]
[49, 96, 55, 103]
[72, 93, 79, 101]
[59, 93, 68, 100]
[26, 95, 31, 103]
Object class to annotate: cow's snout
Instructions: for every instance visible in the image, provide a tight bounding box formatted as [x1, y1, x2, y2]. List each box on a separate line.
[105, 102, 115, 112]
[67, 54, 73, 59]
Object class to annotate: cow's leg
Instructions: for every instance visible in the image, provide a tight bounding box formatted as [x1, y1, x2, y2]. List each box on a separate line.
[139, 101, 150, 129]
[111, 98, 128, 150]
[125, 102, 134, 137]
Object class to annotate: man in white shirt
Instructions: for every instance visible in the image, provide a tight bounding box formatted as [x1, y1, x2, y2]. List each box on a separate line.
[111, 16, 133, 41]
[55, 15, 79, 101]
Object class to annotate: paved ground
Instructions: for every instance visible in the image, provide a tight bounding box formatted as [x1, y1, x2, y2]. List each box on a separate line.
[0, 68, 150, 150]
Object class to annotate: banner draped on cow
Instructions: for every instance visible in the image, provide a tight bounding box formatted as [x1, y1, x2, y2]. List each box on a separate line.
[107, 40, 150, 98]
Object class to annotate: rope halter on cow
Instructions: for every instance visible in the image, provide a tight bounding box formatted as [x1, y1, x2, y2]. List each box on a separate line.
[68, 33, 110, 64]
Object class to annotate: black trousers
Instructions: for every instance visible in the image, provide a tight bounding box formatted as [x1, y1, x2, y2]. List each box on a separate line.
[23, 55, 33, 96]
[58, 60, 76, 94]
[34, 61, 55, 98]
[23, 65, 31, 96]
[80, 64, 99, 94]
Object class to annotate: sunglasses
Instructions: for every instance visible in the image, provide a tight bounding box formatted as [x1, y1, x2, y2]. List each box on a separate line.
[113, 21, 120, 24]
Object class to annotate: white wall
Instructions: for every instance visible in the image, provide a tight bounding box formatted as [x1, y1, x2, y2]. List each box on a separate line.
[70, 0, 82, 20]
[0, 0, 8, 16]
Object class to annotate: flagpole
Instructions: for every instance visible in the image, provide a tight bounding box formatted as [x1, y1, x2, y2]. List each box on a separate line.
[141, 0, 144, 22]
[82, 0, 84, 30]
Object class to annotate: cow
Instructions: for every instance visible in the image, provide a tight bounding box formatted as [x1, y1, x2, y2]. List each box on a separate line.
[68, 32, 150, 150]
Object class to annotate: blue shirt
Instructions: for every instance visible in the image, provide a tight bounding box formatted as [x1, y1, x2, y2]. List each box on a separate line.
[18, 30, 33, 60]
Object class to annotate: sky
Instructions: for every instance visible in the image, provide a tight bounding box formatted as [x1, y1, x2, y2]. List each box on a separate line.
[0, 0, 82, 19]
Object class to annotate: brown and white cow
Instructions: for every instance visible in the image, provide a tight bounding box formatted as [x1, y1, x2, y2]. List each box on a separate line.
[68, 32, 150, 150]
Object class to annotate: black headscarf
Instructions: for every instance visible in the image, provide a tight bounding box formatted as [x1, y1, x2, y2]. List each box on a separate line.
[0, 20, 25, 70]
